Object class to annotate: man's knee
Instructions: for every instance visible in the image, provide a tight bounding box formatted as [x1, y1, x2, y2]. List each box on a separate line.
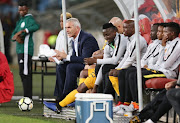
[80, 69, 88, 78]
[88, 65, 96, 69]
[109, 69, 119, 77]
[77, 83, 88, 93]
[56, 64, 65, 73]
[166, 89, 179, 99]
[66, 63, 84, 73]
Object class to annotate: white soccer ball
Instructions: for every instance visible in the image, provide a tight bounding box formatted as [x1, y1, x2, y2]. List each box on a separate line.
[18, 97, 33, 111]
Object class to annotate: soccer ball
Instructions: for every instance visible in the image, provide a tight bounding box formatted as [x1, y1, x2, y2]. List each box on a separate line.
[18, 97, 33, 111]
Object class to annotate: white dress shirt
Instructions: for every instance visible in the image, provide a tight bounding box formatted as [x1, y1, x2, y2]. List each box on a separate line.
[66, 30, 81, 61]
[73, 32, 80, 56]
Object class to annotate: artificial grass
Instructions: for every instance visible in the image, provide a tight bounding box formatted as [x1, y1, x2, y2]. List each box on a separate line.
[0, 114, 52, 123]
[0, 100, 74, 123]
[0, 65, 74, 123]
[0, 114, 73, 123]
[11, 64, 57, 97]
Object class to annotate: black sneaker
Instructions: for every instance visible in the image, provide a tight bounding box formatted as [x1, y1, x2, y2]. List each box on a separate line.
[56, 102, 62, 114]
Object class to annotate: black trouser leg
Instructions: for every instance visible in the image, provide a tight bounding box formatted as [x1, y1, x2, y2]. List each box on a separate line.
[54, 63, 68, 101]
[118, 69, 128, 103]
[167, 88, 180, 116]
[102, 64, 117, 97]
[129, 69, 163, 102]
[124, 66, 136, 103]
[18, 53, 32, 99]
[139, 89, 172, 122]
[151, 91, 172, 122]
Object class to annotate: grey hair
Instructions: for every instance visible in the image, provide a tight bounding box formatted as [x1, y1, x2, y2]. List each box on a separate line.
[66, 18, 81, 29]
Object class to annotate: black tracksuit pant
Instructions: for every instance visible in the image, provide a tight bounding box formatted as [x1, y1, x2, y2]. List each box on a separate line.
[118, 66, 165, 103]
[139, 89, 172, 122]
[18, 53, 32, 99]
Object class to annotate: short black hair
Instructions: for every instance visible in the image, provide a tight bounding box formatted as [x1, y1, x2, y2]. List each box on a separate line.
[18, 0, 29, 7]
[166, 22, 180, 36]
[158, 23, 168, 27]
[152, 23, 160, 29]
[153, 23, 160, 26]
[102, 23, 117, 31]
[152, 23, 167, 30]
[124, 20, 134, 25]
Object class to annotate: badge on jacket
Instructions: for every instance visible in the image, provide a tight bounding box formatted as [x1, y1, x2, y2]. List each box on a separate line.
[21, 22, 25, 28]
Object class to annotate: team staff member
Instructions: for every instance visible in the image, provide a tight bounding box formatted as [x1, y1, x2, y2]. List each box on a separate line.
[84, 23, 128, 95]
[113, 23, 165, 114]
[141, 23, 163, 68]
[147, 22, 180, 79]
[52, 18, 99, 110]
[122, 22, 180, 115]
[85, 24, 128, 95]
[11, 0, 40, 99]
[97, 20, 147, 101]
[79, 17, 124, 93]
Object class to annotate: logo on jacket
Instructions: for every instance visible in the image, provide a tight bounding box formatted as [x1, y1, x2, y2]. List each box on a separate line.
[21, 22, 25, 28]
[19, 59, 24, 63]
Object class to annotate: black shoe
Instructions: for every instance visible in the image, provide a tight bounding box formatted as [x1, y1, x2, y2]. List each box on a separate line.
[56, 102, 62, 114]
[55, 99, 60, 103]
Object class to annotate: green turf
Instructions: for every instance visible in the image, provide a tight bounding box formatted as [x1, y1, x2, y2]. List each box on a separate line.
[11, 64, 57, 97]
[0, 100, 74, 123]
[0, 64, 74, 123]
[0, 114, 73, 123]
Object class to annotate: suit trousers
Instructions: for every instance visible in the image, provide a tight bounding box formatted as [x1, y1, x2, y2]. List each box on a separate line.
[54, 62, 84, 101]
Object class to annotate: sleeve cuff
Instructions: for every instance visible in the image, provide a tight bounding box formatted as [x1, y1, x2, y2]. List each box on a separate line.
[176, 83, 180, 86]
[65, 55, 71, 61]
[115, 66, 121, 69]
[96, 59, 100, 64]
[25, 28, 29, 33]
